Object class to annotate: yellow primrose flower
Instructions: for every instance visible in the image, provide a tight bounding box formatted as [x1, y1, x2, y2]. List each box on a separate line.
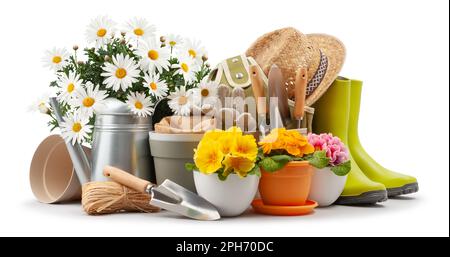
[194, 140, 224, 174]
[259, 128, 314, 157]
[231, 134, 258, 161]
[222, 155, 255, 178]
[226, 126, 242, 135]
[202, 129, 224, 142]
[218, 134, 235, 155]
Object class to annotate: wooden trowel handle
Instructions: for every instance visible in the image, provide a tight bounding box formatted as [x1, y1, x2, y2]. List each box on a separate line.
[250, 65, 266, 115]
[294, 68, 308, 119]
[103, 166, 151, 193]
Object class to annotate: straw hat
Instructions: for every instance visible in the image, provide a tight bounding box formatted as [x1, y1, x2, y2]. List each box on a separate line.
[246, 27, 346, 106]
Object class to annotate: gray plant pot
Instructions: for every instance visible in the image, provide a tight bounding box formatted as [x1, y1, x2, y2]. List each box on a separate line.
[149, 133, 204, 192]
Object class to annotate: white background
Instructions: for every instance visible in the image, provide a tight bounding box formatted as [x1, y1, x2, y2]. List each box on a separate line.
[0, 0, 448, 237]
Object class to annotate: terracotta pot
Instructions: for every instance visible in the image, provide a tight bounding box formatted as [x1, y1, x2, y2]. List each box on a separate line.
[259, 161, 314, 206]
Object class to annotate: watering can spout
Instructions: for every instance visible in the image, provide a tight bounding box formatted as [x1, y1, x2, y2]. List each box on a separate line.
[49, 97, 91, 184]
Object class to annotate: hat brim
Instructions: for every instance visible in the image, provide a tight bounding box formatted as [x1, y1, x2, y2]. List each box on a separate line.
[305, 33, 346, 106]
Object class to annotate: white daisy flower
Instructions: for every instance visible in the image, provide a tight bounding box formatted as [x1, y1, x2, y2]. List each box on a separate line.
[168, 86, 194, 116]
[72, 82, 108, 118]
[197, 80, 219, 106]
[172, 54, 200, 83]
[85, 16, 116, 48]
[126, 92, 154, 117]
[124, 17, 156, 41]
[42, 47, 69, 71]
[28, 93, 51, 114]
[143, 73, 168, 99]
[165, 34, 183, 50]
[101, 54, 140, 92]
[60, 112, 92, 145]
[136, 38, 170, 73]
[181, 38, 206, 63]
[57, 72, 83, 104]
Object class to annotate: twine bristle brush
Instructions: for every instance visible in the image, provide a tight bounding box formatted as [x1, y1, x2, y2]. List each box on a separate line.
[82, 181, 160, 215]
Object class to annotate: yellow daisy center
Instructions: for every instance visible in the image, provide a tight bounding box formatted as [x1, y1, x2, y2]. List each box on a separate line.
[135, 101, 143, 110]
[148, 50, 159, 60]
[201, 88, 209, 97]
[150, 82, 157, 90]
[134, 28, 144, 36]
[178, 96, 188, 105]
[169, 41, 176, 47]
[115, 68, 127, 79]
[67, 83, 75, 93]
[72, 122, 82, 133]
[188, 49, 197, 58]
[83, 97, 95, 107]
[181, 63, 189, 73]
[97, 28, 107, 37]
[52, 56, 62, 64]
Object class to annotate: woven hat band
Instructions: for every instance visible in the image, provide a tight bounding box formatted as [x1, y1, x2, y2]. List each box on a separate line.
[306, 50, 328, 96]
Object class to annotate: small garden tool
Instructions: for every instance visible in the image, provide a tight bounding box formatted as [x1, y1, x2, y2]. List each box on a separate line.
[250, 65, 270, 137]
[268, 65, 288, 129]
[103, 166, 221, 221]
[215, 85, 256, 131]
[293, 68, 308, 129]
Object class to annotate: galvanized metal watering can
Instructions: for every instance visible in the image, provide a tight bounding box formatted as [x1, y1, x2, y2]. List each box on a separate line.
[50, 98, 155, 183]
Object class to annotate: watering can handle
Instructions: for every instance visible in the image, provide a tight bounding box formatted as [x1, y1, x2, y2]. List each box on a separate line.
[49, 97, 91, 184]
[103, 166, 151, 193]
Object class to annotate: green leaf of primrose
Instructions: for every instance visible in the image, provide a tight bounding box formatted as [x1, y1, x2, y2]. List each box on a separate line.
[248, 165, 261, 177]
[308, 150, 330, 169]
[185, 163, 197, 172]
[331, 160, 352, 176]
[257, 147, 265, 159]
[259, 155, 290, 173]
[217, 171, 228, 181]
[270, 155, 293, 163]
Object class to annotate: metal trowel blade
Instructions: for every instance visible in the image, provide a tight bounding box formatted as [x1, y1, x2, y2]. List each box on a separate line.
[150, 179, 221, 221]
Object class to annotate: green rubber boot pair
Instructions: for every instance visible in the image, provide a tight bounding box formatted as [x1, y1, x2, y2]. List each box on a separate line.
[312, 77, 419, 205]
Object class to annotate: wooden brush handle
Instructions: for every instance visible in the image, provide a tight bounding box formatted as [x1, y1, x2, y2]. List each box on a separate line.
[250, 65, 266, 115]
[103, 166, 151, 193]
[294, 68, 308, 119]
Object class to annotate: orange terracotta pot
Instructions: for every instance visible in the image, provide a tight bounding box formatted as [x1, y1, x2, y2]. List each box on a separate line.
[259, 161, 314, 206]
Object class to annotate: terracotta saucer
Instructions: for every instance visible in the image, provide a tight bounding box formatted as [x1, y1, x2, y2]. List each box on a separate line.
[252, 199, 318, 216]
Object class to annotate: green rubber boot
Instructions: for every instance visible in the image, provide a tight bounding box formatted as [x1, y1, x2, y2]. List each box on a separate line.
[348, 80, 419, 197]
[313, 77, 388, 204]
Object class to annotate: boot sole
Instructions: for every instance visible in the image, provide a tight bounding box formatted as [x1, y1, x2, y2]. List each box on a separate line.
[387, 182, 419, 198]
[336, 190, 388, 205]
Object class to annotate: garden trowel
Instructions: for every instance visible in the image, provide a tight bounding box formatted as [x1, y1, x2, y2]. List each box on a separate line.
[103, 166, 221, 221]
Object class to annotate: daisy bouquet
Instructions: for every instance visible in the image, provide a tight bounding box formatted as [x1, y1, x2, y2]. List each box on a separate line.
[37, 16, 211, 145]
